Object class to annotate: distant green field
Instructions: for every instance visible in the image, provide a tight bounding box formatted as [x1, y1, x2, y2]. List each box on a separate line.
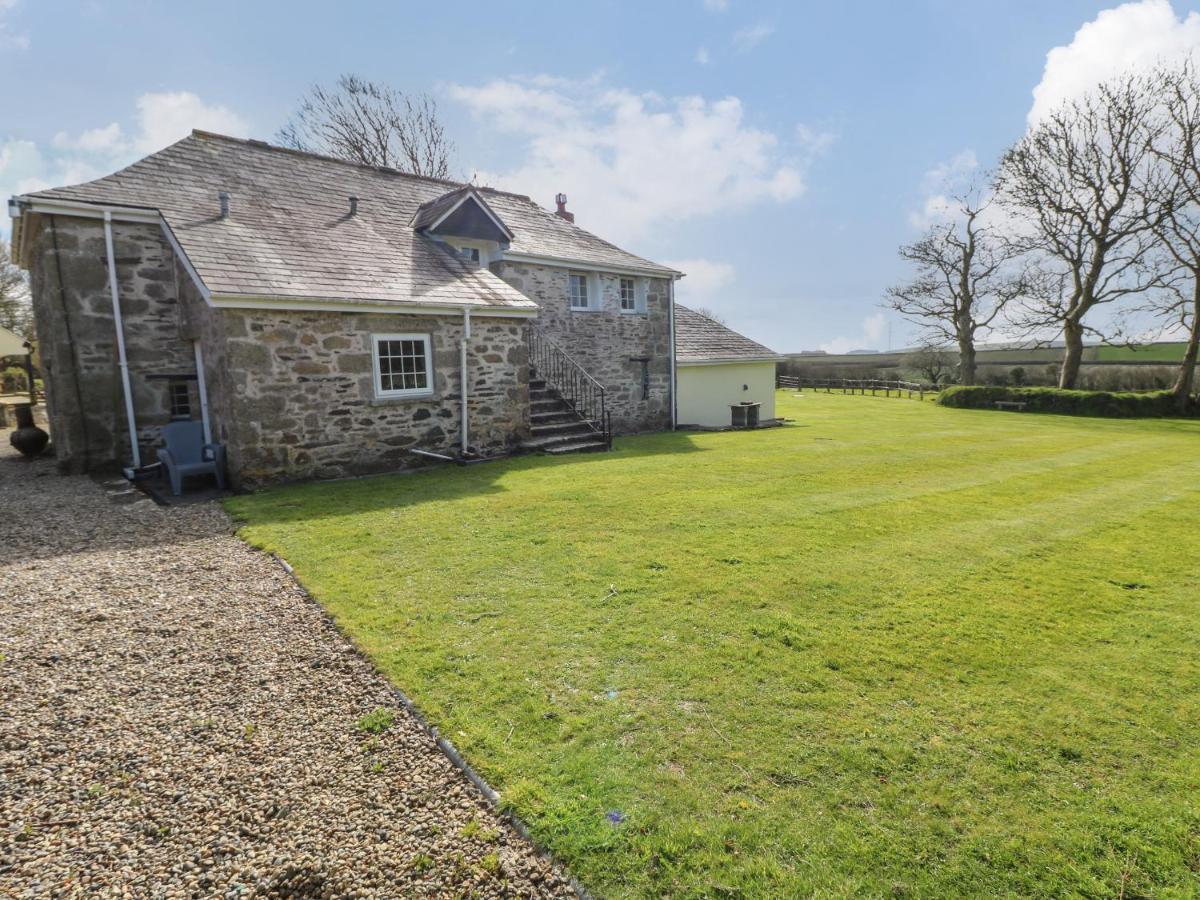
[1093, 343, 1189, 362]
[229, 393, 1200, 897]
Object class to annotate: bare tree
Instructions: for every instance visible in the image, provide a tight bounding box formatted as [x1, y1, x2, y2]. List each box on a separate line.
[278, 75, 454, 178]
[997, 70, 1172, 388]
[0, 239, 32, 340]
[1143, 60, 1200, 410]
[885, 188, 1027, 385]
[690, 306, 728, 324]
[904, 341, 957, 386]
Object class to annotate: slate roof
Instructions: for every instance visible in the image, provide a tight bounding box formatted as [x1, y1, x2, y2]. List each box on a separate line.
[674, 305, 780, 363]
[18, 131, 678, 312]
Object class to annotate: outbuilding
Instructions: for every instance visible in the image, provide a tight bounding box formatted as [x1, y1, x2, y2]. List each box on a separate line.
[674, 305, 781, 428]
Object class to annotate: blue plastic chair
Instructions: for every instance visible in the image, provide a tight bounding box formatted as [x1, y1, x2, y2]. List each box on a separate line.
[157, 421, 226, 496]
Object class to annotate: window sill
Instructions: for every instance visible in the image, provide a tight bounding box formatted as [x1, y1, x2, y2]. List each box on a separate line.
[619, 309, 647, 316]
[369, 391, 436, 406]
[569, 306, 603, 313]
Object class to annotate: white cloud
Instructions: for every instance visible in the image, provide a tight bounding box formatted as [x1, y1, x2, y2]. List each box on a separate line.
[665, 258, 736, 304]
[3, 91, 249, 237]
[1030, 0, 1200, 124]
[820, 312, 889, 355]
[0, 0, 27, 51]
[49, 91, 248, 158]
[908, 149, 978, 228]
[733, 23, 774, 52]
[449, 76, 822, 244]
[695, 46, 711, 65]
[703, 0, 729, 10]
[131, 92, 247, 153]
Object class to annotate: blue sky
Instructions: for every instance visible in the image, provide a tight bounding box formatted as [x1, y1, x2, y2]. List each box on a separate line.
[4, 0, 1200, 351]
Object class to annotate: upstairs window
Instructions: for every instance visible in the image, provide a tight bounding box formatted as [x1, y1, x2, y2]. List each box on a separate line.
[372, 334, 434, 398]
[455, 245, 481, 266]
[619, 277, 648, 313]
[569, 272, 590, 309]
[620, 278, 636, 311]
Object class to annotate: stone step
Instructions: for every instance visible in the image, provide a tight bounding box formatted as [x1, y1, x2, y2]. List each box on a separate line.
[521, 428, 605, 450]
[531, 409, 579, 424]
[531, 398, 571, 413]
[543, 437, 610, 455]
[530, 419, 596, 437]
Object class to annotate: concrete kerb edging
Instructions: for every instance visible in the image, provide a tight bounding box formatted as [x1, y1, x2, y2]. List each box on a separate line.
[269, 551, 593, 900]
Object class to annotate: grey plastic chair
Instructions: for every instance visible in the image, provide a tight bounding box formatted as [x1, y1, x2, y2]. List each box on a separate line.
[157, 421, 226, 496]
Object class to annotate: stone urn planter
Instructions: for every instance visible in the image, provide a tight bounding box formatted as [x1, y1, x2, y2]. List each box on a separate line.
[9, 404, 49, 458]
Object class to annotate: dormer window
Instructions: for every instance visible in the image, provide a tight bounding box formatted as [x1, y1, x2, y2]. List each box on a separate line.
[454, 245, 481, 266]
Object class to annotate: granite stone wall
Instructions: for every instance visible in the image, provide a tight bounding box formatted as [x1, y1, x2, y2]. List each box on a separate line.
[27, 213, 530, 485]
[220, 310, 529, 486]
[26, 215, 204, 472]
[492, 260, 672, 432]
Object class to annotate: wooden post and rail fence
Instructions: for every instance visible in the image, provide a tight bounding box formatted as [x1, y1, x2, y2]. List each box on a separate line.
[776, 374, 939, 401]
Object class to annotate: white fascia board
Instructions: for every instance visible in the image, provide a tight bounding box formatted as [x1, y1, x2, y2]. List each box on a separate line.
[209, 293, 539, 318]
[499, 250, 682, 279]
[16, 195, 162, 224]
[676, 357, 783, 367]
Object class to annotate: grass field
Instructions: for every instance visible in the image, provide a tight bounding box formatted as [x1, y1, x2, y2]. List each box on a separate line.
[228, 392, 1200, 897]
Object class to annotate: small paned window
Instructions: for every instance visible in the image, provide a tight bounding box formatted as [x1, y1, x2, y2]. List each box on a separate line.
[569, 273, 590, 309]
[373, 334, 434, 398]
[620, 278, 636, 311]
[168, 381, 192, 419]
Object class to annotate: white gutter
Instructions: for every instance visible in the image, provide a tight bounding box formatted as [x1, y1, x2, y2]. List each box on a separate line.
[668, 278, 677, 430]
[499, 250, 681, 279]
[104, 211, 141, 469]
[193, 339, 212, 444]
[209, 293, 538, 318]
[460, 307, 471, 454]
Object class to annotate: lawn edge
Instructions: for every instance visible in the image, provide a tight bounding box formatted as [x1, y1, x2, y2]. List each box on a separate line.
[263, 545, 593, 900]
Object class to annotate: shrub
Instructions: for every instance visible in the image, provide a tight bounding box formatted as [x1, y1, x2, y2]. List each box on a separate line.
[1, 367, 28, 394]
[937, 385, 1197, 418]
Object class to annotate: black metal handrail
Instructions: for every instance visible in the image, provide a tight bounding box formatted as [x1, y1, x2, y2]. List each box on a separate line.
[528, 325, 612, 449]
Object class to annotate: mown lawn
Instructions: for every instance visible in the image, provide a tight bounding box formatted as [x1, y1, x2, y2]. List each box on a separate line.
[227, 392, 1200, 897]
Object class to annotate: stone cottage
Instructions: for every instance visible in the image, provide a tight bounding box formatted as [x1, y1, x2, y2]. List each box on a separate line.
[8, 130, 681, 486]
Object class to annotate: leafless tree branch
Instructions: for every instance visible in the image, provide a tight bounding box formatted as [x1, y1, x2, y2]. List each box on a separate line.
[277, 74, 455, 179]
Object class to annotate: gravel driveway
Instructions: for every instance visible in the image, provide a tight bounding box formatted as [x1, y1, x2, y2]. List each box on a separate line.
[0, 445, 573, 898]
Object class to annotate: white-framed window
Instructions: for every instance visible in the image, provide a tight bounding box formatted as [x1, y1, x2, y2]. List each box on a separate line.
[457, 245, 481, 265]
[569, 272, 591, 309]
[371, 333, 434, 398]
[619, 276, 648, 313]
[619, 277, 636, 311]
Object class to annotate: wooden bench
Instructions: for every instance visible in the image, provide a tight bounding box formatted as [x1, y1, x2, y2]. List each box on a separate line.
[994, 400, 1028, 412]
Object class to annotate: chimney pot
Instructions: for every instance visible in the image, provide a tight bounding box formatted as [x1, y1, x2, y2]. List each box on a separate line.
[554, 192, 574, 223]
[218, 191, 230, 219]
[349, 195, 359, 216]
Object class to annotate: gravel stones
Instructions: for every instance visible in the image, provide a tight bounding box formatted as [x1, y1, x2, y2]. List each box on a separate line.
[0, 447, 572, 898]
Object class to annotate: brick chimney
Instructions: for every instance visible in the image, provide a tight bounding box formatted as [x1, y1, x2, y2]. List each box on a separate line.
[554, 192, 575, 223]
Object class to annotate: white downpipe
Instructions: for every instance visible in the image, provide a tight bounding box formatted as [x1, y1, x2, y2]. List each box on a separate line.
[668, 278, 678, 430]
[193, 339, 212, 444]
[104, 211, 141, 469]
[460, 308, 471, 454]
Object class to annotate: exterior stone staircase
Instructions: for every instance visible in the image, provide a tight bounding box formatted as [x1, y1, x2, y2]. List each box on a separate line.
[523, 378, 610, 454]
